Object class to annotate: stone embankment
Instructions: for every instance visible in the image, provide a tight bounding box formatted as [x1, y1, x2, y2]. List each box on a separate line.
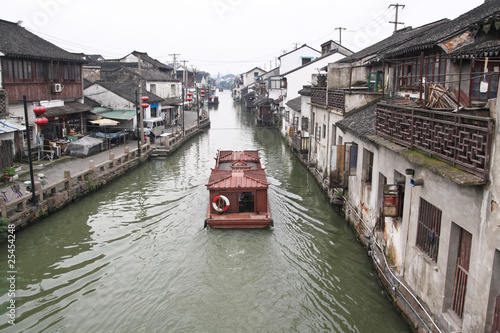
[1, 119, 210, 231]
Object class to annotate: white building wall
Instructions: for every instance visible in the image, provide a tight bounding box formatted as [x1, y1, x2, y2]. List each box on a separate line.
[147, 81, 179, 99]
[340, 125, 491, 332]
[84, 85, 135, 110]
[279, 47, 320, 75]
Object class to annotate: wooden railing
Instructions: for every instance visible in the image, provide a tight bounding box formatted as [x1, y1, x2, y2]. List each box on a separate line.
[311, 87, 345, 113]
[376, 102, 493, 180]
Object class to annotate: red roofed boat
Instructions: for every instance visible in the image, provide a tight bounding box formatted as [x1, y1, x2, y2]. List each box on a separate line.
[205, 150, 273, 229]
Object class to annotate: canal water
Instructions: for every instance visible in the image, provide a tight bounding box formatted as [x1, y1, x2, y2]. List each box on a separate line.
[0, 92, 410, 332]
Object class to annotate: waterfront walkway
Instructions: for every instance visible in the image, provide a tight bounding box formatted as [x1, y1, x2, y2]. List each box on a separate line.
[16, 110, 201, 191]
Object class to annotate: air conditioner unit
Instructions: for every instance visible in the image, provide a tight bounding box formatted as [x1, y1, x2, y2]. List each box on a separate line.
[51, 83, 63, 93]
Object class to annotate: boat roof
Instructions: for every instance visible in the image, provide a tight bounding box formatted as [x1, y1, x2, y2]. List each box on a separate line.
[206, 168, 269, 189]
[218, 150, 260, 163]
[207, 150, 268, 190]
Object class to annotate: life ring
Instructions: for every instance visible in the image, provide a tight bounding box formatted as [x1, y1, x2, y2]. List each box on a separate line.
[212, 195, 230, 213]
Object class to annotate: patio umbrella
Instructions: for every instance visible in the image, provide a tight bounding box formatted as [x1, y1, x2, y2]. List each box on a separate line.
[90, 118, 120, 126]
[90, 118, 120, 150]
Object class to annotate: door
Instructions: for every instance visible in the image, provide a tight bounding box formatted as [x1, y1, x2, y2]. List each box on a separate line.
[451, 228, 472, 318]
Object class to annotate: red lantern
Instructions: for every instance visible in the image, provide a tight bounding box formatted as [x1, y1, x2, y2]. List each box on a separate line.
[33, 105, 47, 115]
[201, 90, 205, 94]
[141, 96, 149, 102]
[201, 94, 205, 98]
[187, 98, 193, 102]
[187, 93, 193, 97]
[211, 89, 215, 91]
[141, 103, 149, 109]
[34, 117, 48, 126]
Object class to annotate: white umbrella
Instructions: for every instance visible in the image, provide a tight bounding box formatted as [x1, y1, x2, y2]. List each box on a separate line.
[90, 118, 120, 150]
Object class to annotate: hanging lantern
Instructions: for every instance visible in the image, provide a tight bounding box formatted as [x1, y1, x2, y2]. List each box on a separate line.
[187, 98, 193, 102]
[211, 89, 215, 92]
[187, 92, 193, 97]
[201, 94, 205, 98]
[33, 105, 47, 115]
[141, 103, 149, 109]
[34, 117, 48, 126]
[141, 96, 149, 102]
[201, 90, 205, 94]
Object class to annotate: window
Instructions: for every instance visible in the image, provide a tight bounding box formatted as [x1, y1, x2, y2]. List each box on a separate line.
[394, 170, 405, 218]
[345, 142, 358, 176]
[301, 117, 308, 132]
[170, 84, 176, 95]
[52, 61, 59, 81]
[331, 125, 337, 146]
[315, 123, 321, 141]
[302, 57, 313, 65]
[362, 149, 374, 184]
[471, 59, 499, 100]
[150, 84, 156, 94]
[270, 77, 281, 89]
[423, 54, 446, 84]
[416, 198, 442, 262]
[399, 58, 420, 88]
[322, 124, 326, 139]
[63, 62, 69, 80]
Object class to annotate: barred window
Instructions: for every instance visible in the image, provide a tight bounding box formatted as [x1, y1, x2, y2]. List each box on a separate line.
[416, 198, 442, 262]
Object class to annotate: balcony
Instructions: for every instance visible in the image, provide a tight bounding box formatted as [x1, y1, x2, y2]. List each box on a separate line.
[376, 102, 493, 180]
[311, 87, 345, 113]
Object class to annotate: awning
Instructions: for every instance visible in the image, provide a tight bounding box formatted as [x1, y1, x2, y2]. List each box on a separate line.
[94, 110, 137, 121]
[0, 119, 25, 133]
[45, 101, 92, 118]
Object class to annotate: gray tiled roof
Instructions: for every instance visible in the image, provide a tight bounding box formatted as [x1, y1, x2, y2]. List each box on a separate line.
[338, 19, 448, 64]
[286, 96, 301, 112]
[336, 104, 377, 142]
[387, 1, 500, 57]
[45, 101, 92, 118]
[94, 81, 164, 104]
[0, 19, 84, 62]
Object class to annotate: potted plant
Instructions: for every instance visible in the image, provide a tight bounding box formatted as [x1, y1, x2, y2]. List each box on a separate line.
[2, 167, 15, 184]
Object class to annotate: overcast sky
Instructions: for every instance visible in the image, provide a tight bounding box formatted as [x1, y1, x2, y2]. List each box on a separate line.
[2, 0, 486, 76]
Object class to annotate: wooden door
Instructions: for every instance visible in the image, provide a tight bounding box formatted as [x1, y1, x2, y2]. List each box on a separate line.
[451, 228, 472, 318]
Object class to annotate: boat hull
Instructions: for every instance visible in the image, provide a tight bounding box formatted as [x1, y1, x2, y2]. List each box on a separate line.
[205, 202, 273, 229]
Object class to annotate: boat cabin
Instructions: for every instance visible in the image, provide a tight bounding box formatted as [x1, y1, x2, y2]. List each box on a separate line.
[205, 150, 273, 228]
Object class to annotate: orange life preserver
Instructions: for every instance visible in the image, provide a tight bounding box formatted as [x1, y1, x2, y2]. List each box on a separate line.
[212, 195, 230, 213]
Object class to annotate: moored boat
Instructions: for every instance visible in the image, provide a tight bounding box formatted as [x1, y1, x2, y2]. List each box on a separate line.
[207, 95, 219, 105]
[205, 150, 273, 229]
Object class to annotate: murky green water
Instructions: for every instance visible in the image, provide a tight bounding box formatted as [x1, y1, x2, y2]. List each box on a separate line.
[0, 92, 410, 332]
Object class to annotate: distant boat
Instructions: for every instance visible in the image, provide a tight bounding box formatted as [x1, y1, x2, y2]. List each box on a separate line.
[207, 96, 219, 105]
[205, 150, 273, 229]
[219, 88, 223, 92]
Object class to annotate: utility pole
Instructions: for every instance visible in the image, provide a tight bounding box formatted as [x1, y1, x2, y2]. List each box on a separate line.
[334, 27, 346, 45]
[169, 53, 181, 79]
[180, 60, 189, 134]
[389, 4, 405, 32]
[138, 53, 144, 149]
